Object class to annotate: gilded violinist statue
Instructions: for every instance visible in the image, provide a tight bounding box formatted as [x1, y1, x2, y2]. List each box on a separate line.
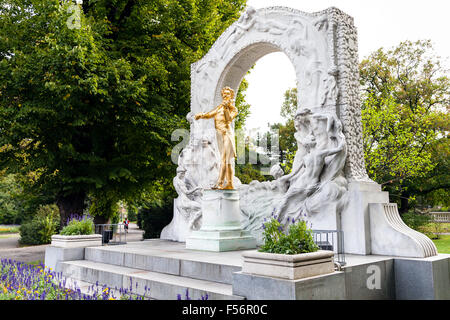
[195, 87, 238, 190]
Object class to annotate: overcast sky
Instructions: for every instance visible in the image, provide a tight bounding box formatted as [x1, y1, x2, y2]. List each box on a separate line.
[243, 0, 450, 132]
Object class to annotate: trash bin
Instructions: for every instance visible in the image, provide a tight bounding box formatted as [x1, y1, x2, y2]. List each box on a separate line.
[102, 230, 112, 244]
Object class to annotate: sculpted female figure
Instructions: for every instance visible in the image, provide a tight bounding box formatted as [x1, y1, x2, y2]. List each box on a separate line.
[276, 130, 346, 224]
[194, 87, 238, 190]
[173, 166, 202, 229]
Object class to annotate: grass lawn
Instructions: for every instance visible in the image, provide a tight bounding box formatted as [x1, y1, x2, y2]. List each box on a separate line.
[0, 226, 20, 234]
[432, 235, 450, 254]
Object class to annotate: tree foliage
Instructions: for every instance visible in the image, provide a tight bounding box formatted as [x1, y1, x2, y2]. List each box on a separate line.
[360, 40, 449, 211]
[0, 0, 247, 224]
[280, 87, 297, 121]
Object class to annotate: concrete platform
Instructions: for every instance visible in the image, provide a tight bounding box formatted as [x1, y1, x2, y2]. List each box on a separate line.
[48, 239, 450, 300]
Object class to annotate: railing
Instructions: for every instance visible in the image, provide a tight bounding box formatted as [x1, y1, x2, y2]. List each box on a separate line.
[312, 230, 346, 268]
[95, 224, 127, 246]
[430, 212, 450, 223]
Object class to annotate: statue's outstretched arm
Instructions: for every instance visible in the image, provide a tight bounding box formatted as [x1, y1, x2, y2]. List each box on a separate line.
[279, 160, 304, 182]
[186, 186, 202, 195]
[195, 106, 218, 120]
[174, 177, 189, 195]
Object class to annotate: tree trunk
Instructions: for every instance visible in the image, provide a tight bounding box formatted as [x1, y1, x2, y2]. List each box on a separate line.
[56, 192, 86, 228]
[93, 215, 110, 225]
[399, 190, 410, 214]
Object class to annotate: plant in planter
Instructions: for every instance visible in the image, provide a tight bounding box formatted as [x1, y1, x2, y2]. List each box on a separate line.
[51, 215, 101, 248]
[242, 215, 335, 280]
[60, 214, 95, 236]
[259, 216, 319, 254]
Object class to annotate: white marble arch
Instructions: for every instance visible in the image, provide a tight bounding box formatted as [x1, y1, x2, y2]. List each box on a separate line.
[161, 6, 438, 258]
[190, 6, 369, 182]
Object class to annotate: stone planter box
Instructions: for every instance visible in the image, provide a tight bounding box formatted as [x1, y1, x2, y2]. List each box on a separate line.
[241, 250, 335, 280]
[50, 234, 102, 248]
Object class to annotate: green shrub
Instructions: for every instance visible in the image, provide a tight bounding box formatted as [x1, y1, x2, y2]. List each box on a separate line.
[259, 216, 319, 255]
[401, 212, 436, 239]
[401, 212, 432, 230]
[139, 199, 173, 239]
[0, 173, 21, 225]
[19, 204, 60, 245]
[60, 216, 94, 236]
[0, 202, 17, 225]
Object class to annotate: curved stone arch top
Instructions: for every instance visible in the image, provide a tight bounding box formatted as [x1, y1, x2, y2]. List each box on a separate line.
[189, 6, 371, 182]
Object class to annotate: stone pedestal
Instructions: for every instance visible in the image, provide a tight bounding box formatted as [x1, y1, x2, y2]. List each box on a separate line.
[45, 234, 102, 272]
[341, 181, 389, 255]
[186, 189, 256, 252]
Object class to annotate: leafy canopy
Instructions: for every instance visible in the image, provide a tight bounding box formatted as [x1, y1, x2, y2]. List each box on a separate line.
[359, 40, 449, 210]
[0, 0, 247, 221]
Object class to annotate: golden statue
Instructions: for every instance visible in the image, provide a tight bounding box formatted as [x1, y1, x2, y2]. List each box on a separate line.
[195, 87, 238, 190]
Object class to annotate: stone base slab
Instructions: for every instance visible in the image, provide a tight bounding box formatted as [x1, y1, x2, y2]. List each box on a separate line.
[186, 230, 256, 252]
[242, 250, 335, 280]
[234, 252, 450, 300]
[44, 246, 85, 272]
[44, 240, 449, 300]
[233, 270, 347, 300]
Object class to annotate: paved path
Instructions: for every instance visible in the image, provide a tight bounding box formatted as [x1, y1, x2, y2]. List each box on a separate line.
[0, 223, 144, 264]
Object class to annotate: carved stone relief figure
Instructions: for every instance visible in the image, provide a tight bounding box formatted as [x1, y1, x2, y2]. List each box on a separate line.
[288, 19, 308, 56]
[320, 67, 339, 107]
[275, 111, 347, 225]
[239, 167, 287, 244]
[256, 18, 288, 35]
[195, 49, 219, 112]
[312, 15, 329, 32]
[200, 137, 220, 188]
[221, 7, 257, 59]
[173, 166, 203, 230]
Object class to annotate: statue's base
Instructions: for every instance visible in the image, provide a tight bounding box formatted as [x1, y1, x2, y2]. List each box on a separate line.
[186, 230, 256, 252]
[186, 189, 256, 252]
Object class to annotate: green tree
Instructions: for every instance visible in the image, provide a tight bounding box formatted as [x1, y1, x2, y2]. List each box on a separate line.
[270, 120, 296, 167]
[280, 87, 297, 120]
[360, 40, 449, 212]
[267, 86, 299, 172]
[235, 78, 251, 131]
[0, 0, 247, 226]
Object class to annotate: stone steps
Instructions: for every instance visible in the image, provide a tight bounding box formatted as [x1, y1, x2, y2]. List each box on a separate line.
[84, 245, 242, 285]
[60, 260, 244, 300]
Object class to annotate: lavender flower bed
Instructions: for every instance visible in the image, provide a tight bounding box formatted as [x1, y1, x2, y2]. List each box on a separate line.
[0, 259, 149, 300]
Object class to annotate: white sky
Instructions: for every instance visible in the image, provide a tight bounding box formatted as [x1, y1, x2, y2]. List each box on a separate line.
[243, 0, 450, 132]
